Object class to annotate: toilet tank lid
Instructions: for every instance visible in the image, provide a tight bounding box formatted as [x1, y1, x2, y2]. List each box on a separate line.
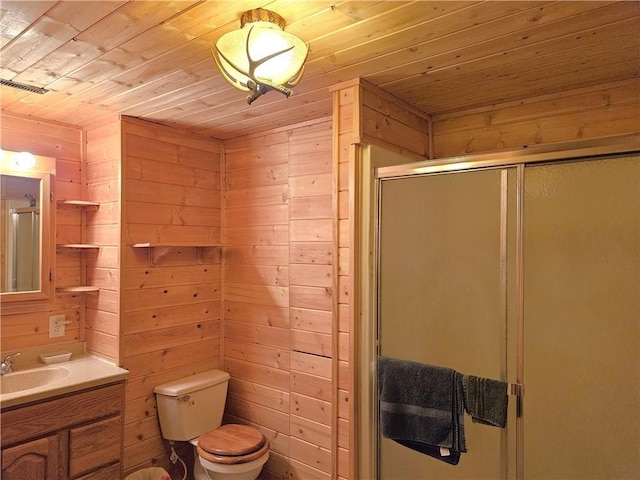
[153, 369, 230, 397]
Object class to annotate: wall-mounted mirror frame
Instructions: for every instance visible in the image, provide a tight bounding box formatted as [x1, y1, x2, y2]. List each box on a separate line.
[1, 151, 56, 302]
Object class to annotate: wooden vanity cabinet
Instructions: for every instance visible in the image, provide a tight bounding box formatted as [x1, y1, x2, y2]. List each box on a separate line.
[1, 382, 125, 480]
[1, 433, 64, 480]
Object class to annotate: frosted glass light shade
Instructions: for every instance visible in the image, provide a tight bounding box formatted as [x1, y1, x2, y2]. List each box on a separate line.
[15, 151, 36, 169]
[212, 9, 308, 104]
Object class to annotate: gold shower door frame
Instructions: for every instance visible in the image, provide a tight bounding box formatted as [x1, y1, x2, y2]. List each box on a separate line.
[357, 135, 639, 480]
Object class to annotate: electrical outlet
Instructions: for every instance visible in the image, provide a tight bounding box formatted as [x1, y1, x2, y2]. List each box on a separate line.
[49, 314, 66, 338]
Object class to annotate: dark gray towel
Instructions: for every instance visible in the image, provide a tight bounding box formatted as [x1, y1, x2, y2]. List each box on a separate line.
[377, 356, 466, 465]
[462, 375, 508, 428]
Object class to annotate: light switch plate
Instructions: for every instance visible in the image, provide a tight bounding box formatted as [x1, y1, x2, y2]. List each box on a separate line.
[49, 314, 66, 337]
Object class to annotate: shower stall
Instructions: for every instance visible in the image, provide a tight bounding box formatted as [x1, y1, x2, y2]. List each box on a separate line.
[4, 204, 40, 292]
[358, 141, 639, 479]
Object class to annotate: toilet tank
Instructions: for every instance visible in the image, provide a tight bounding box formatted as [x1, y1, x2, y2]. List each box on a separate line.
[153, 369, 230, 441]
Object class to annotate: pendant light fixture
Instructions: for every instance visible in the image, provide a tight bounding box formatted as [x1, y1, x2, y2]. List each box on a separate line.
[212, 8, 308, 105]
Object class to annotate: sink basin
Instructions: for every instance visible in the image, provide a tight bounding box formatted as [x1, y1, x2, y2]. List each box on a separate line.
[0, 366, 70, 394]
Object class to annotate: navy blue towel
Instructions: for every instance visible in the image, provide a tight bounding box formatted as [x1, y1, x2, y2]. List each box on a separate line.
[462, 375, 509, 428]
[378, 356, 466, 465]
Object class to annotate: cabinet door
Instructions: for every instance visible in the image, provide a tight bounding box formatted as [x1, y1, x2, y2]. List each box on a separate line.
[69, 415, 121, 477]
[1, 434, 63, 480]
[75, 462, 122, 480]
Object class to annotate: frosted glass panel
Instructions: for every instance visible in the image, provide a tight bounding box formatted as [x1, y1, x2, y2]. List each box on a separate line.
[523, 155, 640, 479]
[378, 168, 518, 479]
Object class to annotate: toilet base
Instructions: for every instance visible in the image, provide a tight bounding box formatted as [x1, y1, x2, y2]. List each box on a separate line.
[192, 446, 268, 480]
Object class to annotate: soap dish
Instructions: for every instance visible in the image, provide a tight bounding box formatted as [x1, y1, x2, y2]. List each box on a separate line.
[40, 351, 72, 364]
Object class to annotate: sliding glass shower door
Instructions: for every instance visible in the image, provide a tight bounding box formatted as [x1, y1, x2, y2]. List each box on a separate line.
[375, 153, 639, 479]
[522, 156, 639, 479]
[378, 167, 519, 479]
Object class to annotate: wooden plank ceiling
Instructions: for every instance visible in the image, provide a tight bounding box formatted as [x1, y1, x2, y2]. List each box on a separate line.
[1, 1, 638, 140]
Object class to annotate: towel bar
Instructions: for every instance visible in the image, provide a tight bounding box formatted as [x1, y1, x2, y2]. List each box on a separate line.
[508, 383, 523, 396]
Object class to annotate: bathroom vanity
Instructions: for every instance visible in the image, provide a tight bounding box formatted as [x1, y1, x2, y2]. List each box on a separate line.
[0, 353, 128, 480]
[1, 382, 124, 479]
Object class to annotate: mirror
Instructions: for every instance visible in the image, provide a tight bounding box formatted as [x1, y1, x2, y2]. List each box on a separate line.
[1, 151, 55, 302]
[2, 174, 41, 292]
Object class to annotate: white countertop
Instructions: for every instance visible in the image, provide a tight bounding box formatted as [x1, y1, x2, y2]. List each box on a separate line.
[1, 353, 129, 409]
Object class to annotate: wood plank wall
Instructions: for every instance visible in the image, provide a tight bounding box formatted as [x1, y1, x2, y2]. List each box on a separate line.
[117, 117, 223, 475]
[331, 78, 432, 480]
[333, 85, 356, 480]
[0, 111, 84, 353]
[223, 117, 334, 480]
[433, 78, 640, 157]
[85, 118, 121, 360]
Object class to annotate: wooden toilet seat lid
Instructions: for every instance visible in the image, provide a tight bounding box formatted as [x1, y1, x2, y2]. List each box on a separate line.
[198, 424, 265, 457]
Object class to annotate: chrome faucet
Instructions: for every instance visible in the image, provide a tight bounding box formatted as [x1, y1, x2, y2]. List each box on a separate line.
[1, 352, 21, 375]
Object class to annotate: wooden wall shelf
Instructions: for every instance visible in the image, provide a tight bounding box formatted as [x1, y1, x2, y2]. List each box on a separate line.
[131, 242, 221, 248]
[57, 200, 100, 207]
[131, 243, 220, 266]
[56, 286, 100, 294]
[55, 199, 101, 294]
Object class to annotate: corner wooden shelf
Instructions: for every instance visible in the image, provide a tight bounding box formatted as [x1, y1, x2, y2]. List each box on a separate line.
[55, 200, 101, 294]
[57, 200, 100, 207]
[131, 242, 221, 248]
[56, 286, 100, 294]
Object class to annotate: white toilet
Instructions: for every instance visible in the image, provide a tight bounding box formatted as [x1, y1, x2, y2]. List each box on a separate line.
[154, 369, 269, 480]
